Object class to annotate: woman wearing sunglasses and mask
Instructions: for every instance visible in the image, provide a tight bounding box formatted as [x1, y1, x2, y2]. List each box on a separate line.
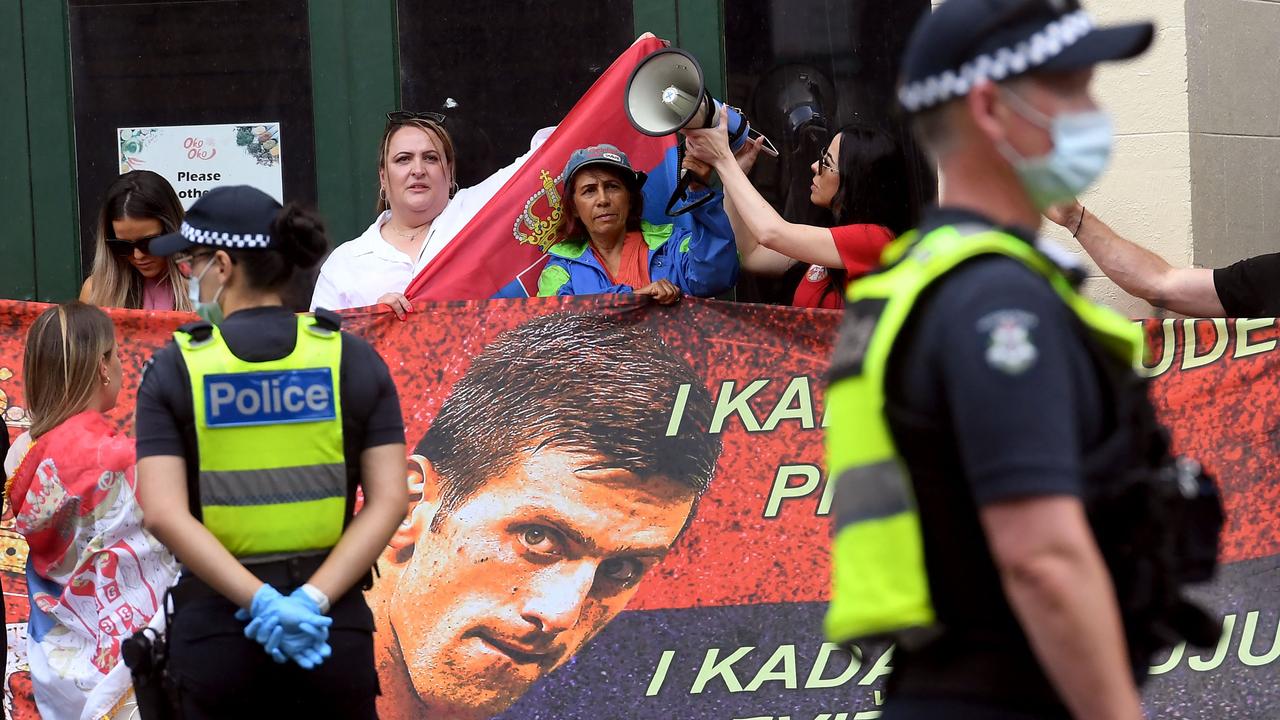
[80, 171, 192, 311]
[311, 111, 553, 317]
[685, 114, 929, 309]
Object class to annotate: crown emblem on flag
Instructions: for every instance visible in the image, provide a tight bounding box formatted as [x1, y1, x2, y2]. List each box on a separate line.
[513, 169, 565, 252]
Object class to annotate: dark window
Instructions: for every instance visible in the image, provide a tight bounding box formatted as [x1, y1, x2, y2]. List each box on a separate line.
[68, 0, 317, 276]
[725, 0, 935, 304]
[397, 1, 636, 188]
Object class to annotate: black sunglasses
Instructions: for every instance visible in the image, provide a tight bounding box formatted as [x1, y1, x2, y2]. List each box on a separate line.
[387, 110, 447, 125]
[106, 235, 163, 257]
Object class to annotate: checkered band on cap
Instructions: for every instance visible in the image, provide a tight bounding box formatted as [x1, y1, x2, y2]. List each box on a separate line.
[899, 9, 1094, 112]
[180, 220, 271, 249]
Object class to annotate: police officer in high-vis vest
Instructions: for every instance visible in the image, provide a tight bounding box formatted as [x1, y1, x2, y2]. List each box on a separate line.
[136, 186, 408, 718]
[825, 1, 1221, 718]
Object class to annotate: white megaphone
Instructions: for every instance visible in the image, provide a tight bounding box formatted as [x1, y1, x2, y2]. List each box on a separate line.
[626, 47, 778, 158]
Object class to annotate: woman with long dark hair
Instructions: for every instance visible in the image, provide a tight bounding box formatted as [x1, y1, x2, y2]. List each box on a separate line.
[685, 113, 929, 308]
[80, 171, 192, 311]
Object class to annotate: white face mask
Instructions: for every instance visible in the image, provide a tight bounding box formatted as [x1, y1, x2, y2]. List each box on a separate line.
[188, 255, 225, 325]
[997, 88, 1115, 210]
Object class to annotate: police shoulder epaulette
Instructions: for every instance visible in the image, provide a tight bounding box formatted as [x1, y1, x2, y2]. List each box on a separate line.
[177, 320, 214, 342]
[313, 308, 343, 332]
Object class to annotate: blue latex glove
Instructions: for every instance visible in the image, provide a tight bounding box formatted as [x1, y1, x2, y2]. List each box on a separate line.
[235, 585, 333, 668]
[276, 589, 334, 669]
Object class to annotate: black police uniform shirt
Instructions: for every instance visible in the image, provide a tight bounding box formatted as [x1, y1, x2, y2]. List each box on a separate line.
[1213, 252, 1280, 317]
[137, 305, 403, 633]
[881, 207, 1132, 715]
[136, 305, 405, 536]
[136, 306, 400, 712]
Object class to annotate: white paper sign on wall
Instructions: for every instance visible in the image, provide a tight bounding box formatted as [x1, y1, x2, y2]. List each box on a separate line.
[117, 122, 283, 208]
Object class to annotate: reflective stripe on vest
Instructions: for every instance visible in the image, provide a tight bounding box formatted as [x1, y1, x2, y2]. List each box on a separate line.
[177, 315, 346, 559]
[824, 224, 1143, 647]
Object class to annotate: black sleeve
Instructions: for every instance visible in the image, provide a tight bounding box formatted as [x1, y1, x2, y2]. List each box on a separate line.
[1213, 253, 1280, 317]
[340, 333, 405, 449]
[921, 258, 1092, 505]
[135, 342, 193, 459]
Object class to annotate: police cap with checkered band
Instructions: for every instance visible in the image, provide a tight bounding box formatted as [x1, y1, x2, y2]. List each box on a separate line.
[898, 0, 1153, 114]
[149, 185, 283, 256]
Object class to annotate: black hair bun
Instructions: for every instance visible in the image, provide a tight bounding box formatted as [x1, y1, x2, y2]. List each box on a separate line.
[271, 203, 329, 270]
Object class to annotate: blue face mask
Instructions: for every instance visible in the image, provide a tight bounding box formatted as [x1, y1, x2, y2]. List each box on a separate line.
[997, 89, 1114, 210]
[188, 256, 225, 325]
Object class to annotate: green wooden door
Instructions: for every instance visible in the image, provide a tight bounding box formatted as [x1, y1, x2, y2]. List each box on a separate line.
[0, 1, 79, 302]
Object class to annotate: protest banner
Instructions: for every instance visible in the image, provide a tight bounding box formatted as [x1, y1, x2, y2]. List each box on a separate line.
[0, 299, 1276, 719]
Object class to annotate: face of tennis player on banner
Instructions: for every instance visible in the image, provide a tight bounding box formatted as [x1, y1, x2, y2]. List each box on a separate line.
[386, 447, 697, 718]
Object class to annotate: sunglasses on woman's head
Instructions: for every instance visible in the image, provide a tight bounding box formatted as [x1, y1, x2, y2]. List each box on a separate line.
[387, 110, 447, 125]
[106, 235, 163, 257]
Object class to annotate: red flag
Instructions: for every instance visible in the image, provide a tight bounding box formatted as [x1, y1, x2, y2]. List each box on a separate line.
[403, 35, 676, 301]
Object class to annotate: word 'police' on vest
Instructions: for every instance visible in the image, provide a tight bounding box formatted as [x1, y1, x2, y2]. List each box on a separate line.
[204, 368, 336, 427]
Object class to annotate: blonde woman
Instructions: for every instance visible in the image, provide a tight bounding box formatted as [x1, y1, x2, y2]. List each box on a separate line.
[80, 171, 192, 311]
[310, 112, 553, 316]
[5, 302, 178, 720]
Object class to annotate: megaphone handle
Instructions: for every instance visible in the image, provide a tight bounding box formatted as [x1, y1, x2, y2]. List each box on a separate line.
[665, 161, 715, 217]
[666, 176, 716, 216]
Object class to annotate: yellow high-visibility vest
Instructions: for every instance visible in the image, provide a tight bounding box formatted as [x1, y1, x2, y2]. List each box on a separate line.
[177, 314, 347, 559]
[824, 223, 1142, 646]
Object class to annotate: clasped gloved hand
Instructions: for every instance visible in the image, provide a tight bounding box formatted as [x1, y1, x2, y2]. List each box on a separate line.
[236, 584, 333, 669]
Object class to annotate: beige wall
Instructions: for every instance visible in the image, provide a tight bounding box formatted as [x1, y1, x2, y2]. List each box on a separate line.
[925, 0, 1277, 317]
[1042, 0, 1193, 318]
[1186, 0, 1280, 268]
[1046, 0, 1280, 316]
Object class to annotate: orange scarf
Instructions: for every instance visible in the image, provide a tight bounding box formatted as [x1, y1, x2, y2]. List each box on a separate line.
[592, 232, 651, 289]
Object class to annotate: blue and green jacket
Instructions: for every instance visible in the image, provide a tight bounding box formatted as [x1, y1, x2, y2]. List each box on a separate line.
[535, 192, 738, 298]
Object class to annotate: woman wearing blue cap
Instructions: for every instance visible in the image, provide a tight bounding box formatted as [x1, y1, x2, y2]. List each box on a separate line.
[133, 186, 407, 717]
[536, 143, 739, 302]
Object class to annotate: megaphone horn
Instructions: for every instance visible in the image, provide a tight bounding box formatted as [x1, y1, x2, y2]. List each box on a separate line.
[625, 47, 779, 216]
[625, 48, 778, 157]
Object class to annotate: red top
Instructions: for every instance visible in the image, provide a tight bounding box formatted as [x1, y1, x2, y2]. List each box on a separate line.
[791, 224, 895, 309]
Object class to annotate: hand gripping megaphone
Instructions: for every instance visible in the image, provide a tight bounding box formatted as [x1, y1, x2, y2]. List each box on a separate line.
[625, 47, 778, 215]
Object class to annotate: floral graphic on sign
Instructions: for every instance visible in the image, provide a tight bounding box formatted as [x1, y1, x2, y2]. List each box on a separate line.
[235, 124, 281, 167]
[118, 128, 161, 173]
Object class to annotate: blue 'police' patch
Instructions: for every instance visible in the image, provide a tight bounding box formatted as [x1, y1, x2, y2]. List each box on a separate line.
[203, 368, 336, 428]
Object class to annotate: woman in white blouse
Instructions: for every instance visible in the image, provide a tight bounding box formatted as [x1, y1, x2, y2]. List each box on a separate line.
[311, 111, 552, 316]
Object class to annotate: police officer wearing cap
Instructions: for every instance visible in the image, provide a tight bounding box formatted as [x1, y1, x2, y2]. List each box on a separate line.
[824, 1, 1221, 718]
[135, 186, 408, 717]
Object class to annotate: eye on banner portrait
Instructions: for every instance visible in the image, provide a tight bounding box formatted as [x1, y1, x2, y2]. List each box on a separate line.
[0, 299, 1278, 720]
